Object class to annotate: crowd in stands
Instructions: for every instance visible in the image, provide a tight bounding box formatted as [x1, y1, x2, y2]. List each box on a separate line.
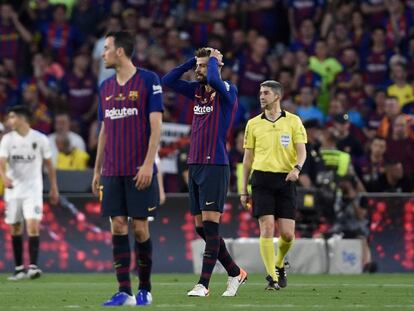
[1, 0, 414, 200]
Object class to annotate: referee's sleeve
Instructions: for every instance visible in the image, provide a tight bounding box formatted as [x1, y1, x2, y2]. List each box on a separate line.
[293, 118, 307, 144]
[243, 121, 254, 149]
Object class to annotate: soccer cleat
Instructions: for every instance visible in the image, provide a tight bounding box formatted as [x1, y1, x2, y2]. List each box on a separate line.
[187, 284, 210, 297]
[222, 268, 248, 296]
[136, 289, 152, 306]
[7, 269, 27, 281]
[265, 275, 280, 291]
[27, 265, 42, 280]
[276, 266, 287, 288]
[102, 292, 136, 306]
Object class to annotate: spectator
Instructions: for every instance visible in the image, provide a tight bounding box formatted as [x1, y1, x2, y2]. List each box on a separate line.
[290, 19, 317, 55]
[61, 52, 97, 136]
[309, 40, 342, 113]
[295, 86, 324, 124]
[384, 114, 414, 178]
[368, 159, 413, 192]
[363, 27, 392, 89]
[356, 136, 387, 190]
[387, 63, 414, 108]
[0, 3, 32, 68]
[48, 112, 86, 165]
[361, 0, 387, 28]
[288, 0, 323, 40]
[21, 83, 53, 134]
[39, 4, 82, 66]
[55, 132, 89, 170]
[70, 0, 102, 42]
[377, 95, 414, 139]
[92, 15, 121, 85]
[331, 113, 364, 160]
[364, 89, 387, 141]
[233, 36, 270, 121]
[186, 0, 228, 47]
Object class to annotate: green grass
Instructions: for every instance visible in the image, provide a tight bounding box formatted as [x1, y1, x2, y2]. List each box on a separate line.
[0, 273, 413, 310]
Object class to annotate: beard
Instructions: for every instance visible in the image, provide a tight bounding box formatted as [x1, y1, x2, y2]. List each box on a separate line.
[195, 74, 207, 85]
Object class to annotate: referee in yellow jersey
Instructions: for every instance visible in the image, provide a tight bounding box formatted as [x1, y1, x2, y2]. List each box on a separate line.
[241, 80, 307, 290]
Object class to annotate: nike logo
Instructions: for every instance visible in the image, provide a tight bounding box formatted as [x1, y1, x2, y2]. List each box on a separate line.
[206, 201, 215, 206]
[105, 95, 113, 101]
[148, 206, 157, 212]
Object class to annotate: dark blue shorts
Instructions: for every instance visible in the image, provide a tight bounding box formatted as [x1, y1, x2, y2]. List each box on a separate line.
[100, 175, 159, 218]
[188, 164, 229, 215]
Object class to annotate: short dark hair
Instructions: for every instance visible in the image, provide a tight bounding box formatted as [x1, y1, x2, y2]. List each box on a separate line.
[8, 105, 32, 121]
[260, 80, 284, 98]
[195, 47, 211, 58]
[105, 31, 135, 58]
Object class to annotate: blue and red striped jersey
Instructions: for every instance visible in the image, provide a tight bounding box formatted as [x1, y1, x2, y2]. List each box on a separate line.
[0, 23, 19, 64]
[162, 57, 238, 165]
[98, 68, 163, 176]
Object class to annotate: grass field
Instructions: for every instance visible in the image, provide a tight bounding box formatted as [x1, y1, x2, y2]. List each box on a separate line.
[0, 273, 413, 310]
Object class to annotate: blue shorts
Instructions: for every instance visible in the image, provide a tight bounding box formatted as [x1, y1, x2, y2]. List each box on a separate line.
[100, 175, 159, 218]
[188, 164, 229, 215]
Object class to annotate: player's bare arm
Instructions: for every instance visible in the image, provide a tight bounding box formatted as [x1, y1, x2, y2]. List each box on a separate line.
[43, 158, 59, 205]
[134, 112, 162, 190]
[0, 157, 13, 188]
[92, 122, 105, 196]
[241, 148, 254, 209]
[285, 143, 306, 182]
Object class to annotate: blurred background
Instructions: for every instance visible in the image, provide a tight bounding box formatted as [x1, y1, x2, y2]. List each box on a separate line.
[0, 0, 413, 274]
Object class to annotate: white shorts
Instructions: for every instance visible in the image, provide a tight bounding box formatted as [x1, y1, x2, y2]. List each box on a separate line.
[5, 197, 43, 224]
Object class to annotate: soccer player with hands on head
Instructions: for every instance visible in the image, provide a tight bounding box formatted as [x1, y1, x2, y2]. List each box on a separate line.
[162, 47, 247, 297]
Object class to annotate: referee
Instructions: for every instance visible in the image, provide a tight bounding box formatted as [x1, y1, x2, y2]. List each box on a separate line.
[241, 80, 307, 290]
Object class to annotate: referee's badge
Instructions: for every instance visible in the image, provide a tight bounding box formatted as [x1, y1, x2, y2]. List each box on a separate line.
[280, 134, 290, 147]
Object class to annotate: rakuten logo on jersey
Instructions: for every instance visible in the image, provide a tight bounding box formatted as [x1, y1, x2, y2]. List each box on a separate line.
[105, 107, 138, 120]
[193, 105, 214, 115]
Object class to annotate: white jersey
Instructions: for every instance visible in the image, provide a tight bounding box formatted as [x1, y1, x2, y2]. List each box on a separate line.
[0, 129, 52, 199]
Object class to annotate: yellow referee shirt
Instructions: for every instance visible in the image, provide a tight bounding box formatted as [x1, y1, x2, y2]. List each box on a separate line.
[243, 111, 307, 173]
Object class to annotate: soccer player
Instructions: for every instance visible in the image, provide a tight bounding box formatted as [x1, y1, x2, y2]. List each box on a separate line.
[162, 48, 247, 297]
[241, 80, 307, 290]
[0, 105, 59, 281]
[91, 31, 163, 306]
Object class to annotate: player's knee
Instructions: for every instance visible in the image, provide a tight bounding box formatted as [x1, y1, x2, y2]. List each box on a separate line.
[281, 232, 295, 242]
[133, 220, 149, 242]
[10, 223, 23, 235]
[134, 227, 149, 242]
[27, 228, 40, 236]
[111, 218, 128, 235]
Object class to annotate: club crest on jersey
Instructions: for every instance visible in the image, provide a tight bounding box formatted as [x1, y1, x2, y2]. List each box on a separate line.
[32, 143, 37, 150]
[115, 93, 126, 101]
[128, 91, 139, 100]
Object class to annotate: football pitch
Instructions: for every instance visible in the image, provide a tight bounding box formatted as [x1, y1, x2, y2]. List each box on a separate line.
[0, 273, 413, 310]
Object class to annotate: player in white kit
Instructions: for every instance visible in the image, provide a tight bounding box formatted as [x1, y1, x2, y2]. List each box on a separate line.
[0, 106, 59, 281]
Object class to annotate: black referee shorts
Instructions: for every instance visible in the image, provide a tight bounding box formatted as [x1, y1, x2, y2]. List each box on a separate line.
[251, 170, 297, 220]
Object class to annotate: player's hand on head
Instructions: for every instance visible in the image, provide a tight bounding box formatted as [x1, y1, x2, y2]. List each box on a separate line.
[208, 48, 224, 65]
[133, 163, 153, 190]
